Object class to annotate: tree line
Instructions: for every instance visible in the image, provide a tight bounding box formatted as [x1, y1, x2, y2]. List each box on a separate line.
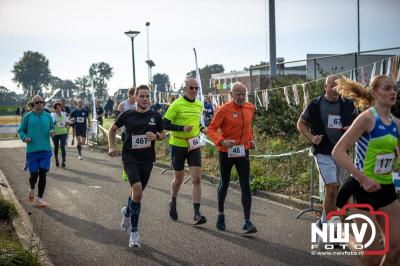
[4, 50, 229, 104]
[10, 51, 113, 102]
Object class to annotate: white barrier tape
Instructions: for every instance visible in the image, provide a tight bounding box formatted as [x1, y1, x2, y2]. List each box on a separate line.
[98, 124, 309, 159]
[204, 137, 215, 146]
[98, 124, 121, 140]
[250, 148, 311, 159]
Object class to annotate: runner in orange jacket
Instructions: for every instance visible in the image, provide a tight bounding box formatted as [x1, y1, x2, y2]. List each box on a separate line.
[207, 82, 257, 234]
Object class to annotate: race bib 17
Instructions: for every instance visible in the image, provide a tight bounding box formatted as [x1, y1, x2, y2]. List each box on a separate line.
[374, 153, 395, 174]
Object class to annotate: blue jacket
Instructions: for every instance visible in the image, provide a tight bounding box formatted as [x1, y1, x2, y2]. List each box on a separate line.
[18, 111, 54, 153]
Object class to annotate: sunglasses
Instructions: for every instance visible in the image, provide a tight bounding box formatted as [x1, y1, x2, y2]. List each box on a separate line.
[188, 86, 199, 91]
[34, 101, 44, 105]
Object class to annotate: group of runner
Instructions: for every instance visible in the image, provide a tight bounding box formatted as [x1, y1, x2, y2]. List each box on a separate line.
[107, 79, 257, 247]
[17, 73, 400, 264]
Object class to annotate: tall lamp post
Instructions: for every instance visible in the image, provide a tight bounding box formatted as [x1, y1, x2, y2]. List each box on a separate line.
[124, 30, 140, 87]
[145, 22, 155, 86]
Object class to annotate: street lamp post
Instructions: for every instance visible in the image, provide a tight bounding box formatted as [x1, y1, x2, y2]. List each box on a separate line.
[124, 30, 140, 87]
[144, 22, 156, 100]
[146, 22, 151, 85]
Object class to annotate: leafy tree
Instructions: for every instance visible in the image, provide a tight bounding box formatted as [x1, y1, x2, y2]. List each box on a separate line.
[253, 76, 324, 138]
[186, 64, 224, 93]
[49, 76, 63, 97]
[89, 62, 113, 100]
[12, 51, 51, 97]
[152, 73, 170, 92]
[244, 61, 267, 71]
[0, 86, 18, 105]
[75, 76, 91, 100]
[62, 79, 76, 98]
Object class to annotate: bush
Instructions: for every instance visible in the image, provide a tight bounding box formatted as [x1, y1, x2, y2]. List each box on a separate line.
[251, 176, 286, 192]
[0, 238, 40, 266]
[0, 199, 18, 220]
[253, 77, 324, 137]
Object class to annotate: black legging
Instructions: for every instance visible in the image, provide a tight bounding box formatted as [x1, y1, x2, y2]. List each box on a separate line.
[29, 168, 47, 198]
[217, 151, 252, 220]
[52, 134, 67, 162]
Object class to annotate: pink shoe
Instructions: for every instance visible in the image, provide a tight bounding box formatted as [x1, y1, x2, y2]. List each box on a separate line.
[28, 190, 35, 203]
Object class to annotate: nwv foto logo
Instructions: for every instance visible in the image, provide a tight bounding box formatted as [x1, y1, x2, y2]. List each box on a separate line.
[310, 204, 389, 256]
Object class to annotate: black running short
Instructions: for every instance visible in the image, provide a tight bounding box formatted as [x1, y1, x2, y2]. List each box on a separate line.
[75, 127, 87, 138]
[170, 145, 201, 171]
[353, 178, 397, 210]
[122, 161, 153, 188]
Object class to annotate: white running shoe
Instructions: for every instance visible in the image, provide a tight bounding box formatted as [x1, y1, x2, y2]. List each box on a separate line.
[37, 197, 47, 208]
[78, 156, 82, 160]
[129, 231, 140, 248]
[121, 207, 130, 231]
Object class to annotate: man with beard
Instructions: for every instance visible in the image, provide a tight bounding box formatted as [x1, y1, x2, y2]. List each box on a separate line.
[108, 85, 164, 247]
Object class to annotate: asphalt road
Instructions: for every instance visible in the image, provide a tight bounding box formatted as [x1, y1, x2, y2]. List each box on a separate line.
[0, 139, 355, 266]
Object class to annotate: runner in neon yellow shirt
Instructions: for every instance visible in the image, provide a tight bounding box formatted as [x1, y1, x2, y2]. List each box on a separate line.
[163, 78, 208, 225]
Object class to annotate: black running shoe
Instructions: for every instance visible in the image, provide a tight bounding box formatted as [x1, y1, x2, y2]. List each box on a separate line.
[242, 220, 257, 234]
[169, 201, 178, 221]
[193, 214, 207, 225]
[216, 214, 225, 231]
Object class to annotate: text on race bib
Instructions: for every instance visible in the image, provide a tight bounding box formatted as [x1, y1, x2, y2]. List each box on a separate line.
[374, 153, 395, 175]
[76, 117, 85, 123]
[327, 115, 342, 129]
[57, 121, 65, 127]
[131, 134, 151, 149]
[228, 145, 246, 158]
[188, 136, 201, 151]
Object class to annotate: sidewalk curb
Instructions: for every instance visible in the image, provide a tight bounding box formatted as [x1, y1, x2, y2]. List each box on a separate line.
[89, 144, 322, 215]
[0, 169, 54, 266]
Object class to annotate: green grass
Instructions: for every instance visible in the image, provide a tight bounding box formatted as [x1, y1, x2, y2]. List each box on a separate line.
[0, 199, 18, 220]
[0, 237, 41, 266]
[0, 198, 41, 266]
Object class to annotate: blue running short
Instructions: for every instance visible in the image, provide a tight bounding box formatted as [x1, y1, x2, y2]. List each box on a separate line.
[27, 151, 52, 173]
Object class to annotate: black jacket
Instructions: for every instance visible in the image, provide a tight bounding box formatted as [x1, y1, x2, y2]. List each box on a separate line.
[306, 96, 357, 155]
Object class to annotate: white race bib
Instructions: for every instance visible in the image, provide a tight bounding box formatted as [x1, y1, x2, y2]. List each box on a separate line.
[76, 117, 84, 123]
[374, 153, 395, 174]
[188, 136, 201, 151]
[57, 121, 65, 127]
[131, 134, 151, 149]
[327, 115, 342, 129]
[228, 145, 246, 158]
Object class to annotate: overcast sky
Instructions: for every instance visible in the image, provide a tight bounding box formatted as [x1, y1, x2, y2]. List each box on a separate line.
[1, 0, 399, 94]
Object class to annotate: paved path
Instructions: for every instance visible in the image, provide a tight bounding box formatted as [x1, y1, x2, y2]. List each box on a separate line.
[0, 139, 355, 265]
